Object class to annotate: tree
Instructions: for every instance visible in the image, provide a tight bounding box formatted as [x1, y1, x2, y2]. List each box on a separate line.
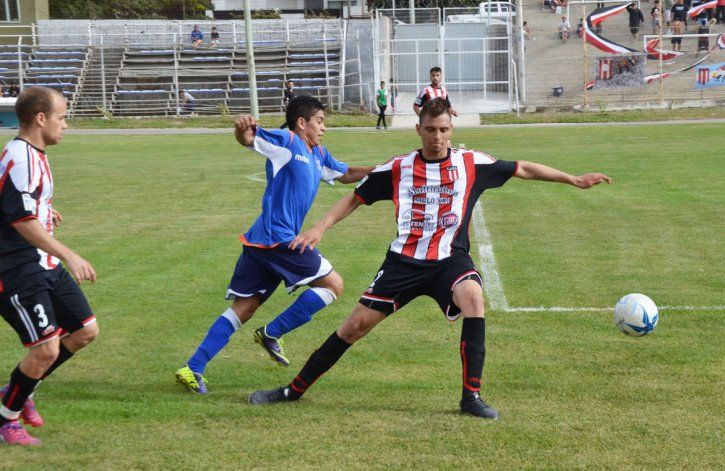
[49, 0, 212, 20]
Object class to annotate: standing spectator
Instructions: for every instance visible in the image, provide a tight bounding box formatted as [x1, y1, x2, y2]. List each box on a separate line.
[558, 16, 571, 42]
[696, 18, 710, 51]
[671, 0, 688, 26]
[671, 19, 684, 51]
[665, 0, 673, 24]
[627, 3, 645, 41]
[190, 25, 203, 48]
[280, 81, 295, 129]
[210, 26, 220, 48]
[413, 67, 457, 117]
[179, 89, 196, 116]
[652, 1, 663, 33]
[523, 21, 534, 40]
[718, 0, 725, 23]
[388, 77, 398, 114]
[576, 18, 584, 38]
[376, 81, 388, 130]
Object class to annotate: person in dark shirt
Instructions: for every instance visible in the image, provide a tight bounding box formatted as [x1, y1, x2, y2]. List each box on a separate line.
[210, 26, 220, 48]
[280, 81, 295, 129]
[627, 3, 646, 41]
[671, 0, 688, 26]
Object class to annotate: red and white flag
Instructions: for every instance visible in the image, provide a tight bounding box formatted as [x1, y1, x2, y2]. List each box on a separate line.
[688, 0, 717, 18]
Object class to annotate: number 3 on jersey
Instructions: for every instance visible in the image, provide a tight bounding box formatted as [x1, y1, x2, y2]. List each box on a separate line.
[34, 304, 48, 328]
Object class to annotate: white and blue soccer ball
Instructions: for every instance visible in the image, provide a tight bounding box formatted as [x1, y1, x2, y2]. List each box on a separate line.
[614, 293, 659, 337]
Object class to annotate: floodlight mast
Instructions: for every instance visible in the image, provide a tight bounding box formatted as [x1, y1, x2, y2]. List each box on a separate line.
[244, 0, 259, 118]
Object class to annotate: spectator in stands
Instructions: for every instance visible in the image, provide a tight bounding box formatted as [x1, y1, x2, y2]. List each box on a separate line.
[665, 0, 672, 24]
[8, 84, 19, 98]
[718, 0, 725, 24]
[627, 3, 645, 41]
[191, 25, 204, 48]
[210, 26, 220, 48]
[376, 81, 388, 130]
[652, 1, 663, 33]
[558, 16, 571, 42]
[280, 81, 295, 128]
[697, 17, 710, 51]
[576, 18, 584, 38]
[180, 89, 196, 116]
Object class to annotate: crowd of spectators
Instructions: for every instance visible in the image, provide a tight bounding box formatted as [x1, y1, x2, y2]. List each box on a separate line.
[2, 84, 19, 98]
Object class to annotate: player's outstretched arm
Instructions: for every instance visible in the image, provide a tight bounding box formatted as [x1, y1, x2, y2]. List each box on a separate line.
[289, 192, 362, 253]
[234, 115, 257, 147]
[337, 165, 376, 184]
[13, 219, 96, 284]
[515, 161, 612, 189]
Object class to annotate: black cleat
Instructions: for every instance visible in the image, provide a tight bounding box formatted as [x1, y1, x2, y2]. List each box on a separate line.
[248, 386, 297, 405]
[460, 392, 499, 420]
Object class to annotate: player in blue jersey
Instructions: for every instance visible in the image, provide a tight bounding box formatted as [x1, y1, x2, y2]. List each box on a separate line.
[175, 96, 375, 393]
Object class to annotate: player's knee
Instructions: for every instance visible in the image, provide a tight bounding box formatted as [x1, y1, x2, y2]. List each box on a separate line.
[338, 317, 366, 343]
[76, 322, 99, 348]
[319, 272, 344, 298]
[30, 342, 60, 369]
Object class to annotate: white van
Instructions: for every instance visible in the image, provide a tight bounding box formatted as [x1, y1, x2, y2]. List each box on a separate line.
[477, 2, 517, 18]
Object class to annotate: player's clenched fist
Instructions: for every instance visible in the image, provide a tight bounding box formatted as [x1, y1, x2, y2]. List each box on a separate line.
[234, 115, 257, 147]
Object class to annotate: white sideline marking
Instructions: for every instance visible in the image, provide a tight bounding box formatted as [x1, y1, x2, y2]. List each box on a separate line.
[504, 305, 725, 313]
[472, 202, 510, 311]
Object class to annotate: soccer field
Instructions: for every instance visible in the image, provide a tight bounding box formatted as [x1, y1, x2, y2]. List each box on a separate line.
[0, 123, 723, 469]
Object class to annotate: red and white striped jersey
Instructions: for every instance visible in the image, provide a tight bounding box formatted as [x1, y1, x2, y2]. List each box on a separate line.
[0, 138, 58, 294]
[354, 148, 518, 262]
[414, 84, 452, 109]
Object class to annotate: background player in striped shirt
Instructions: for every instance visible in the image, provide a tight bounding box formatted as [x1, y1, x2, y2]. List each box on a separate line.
[413, 67, 458, 118]
[249, 98, 611, 419]
[175, 96, 374, 394]
[0, 87, 98, 445]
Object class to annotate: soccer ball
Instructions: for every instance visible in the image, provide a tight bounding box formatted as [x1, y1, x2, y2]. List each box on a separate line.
[613, 293, 659, 337]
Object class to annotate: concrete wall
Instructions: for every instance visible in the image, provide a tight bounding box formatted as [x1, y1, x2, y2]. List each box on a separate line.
[343, 18, 375, 110]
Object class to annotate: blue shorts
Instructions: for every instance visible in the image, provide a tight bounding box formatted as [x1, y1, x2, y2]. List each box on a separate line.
[226, 245, 333, 302]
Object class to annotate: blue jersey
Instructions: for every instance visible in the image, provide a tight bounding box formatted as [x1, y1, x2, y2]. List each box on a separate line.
[242, 127, 348, 247]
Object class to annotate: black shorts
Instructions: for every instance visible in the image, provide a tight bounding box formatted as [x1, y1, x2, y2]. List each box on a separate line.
[0, 266, 94, 347]
[359, 251, 482, 321]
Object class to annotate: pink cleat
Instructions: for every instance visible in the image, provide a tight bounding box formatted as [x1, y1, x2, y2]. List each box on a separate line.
[0, 385, 43, 427]
[0, 421, 41, 446]
[20, 398, 44, 428]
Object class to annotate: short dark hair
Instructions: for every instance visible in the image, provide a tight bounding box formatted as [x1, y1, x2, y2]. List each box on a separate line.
[418, 97, 450, 125]
[286, 95, 325, 131]
[430, 67, 442, 74]
[15, 86, 63, 127]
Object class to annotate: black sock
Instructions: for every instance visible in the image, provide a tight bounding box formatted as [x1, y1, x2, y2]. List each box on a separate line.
[287, 332, 352, 399]
[41, 343, 74, 380]
[0, 366, 41, 423]
[460, 317, 486, 397]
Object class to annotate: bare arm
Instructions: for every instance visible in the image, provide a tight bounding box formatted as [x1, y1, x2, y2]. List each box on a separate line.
[413, 104, 421, 116]
[289, 192, 362, 253]
[337, 165, 375, 184]
[515, 160, 612, 189]
[234, 115, 257, 147]
[13, 219, 96, 283]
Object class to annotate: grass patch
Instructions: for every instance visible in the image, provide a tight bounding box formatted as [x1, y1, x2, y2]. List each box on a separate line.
[481, 106, 725, 125]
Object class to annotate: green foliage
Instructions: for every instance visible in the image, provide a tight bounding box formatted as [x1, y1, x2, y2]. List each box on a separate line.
[49, 0, 212, 19]
[251, 10, 282, 20]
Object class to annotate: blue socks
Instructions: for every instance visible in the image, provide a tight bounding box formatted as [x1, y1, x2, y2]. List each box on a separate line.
[266, 287, 336, 339]
[187, 308, 242, 374]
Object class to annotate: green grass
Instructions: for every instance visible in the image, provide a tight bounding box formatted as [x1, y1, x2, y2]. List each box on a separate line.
[0, 124, 723, 469]
[66, 106, 725, 129]
[480, 106, 725, 125]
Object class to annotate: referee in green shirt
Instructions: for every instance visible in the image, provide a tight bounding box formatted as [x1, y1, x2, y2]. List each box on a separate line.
[376, 81, 388, 130]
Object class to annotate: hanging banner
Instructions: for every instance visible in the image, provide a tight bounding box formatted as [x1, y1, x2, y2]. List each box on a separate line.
[592, 53, 646, 89]
[695, 62, 725, 89]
